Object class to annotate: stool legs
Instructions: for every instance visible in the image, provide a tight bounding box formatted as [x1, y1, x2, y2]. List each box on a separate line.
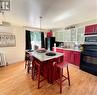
[37, 65, 40, 89]
[27, 61, 30, 73]
[25, 60, 27, 69]
[32, 62, 35, 80]
[67, 65, 70, 86]
[32, 60, 41, 89]
[60, 68, 63, 93]
[59, 65, 70, 93]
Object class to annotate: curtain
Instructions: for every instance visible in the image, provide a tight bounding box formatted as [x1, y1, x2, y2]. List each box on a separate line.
[41, 32, 44, 48]
[25, 30, 31, 50]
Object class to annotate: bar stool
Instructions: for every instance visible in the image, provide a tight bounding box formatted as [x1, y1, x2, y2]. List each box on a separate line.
[32, 60, 45, 89]
[25, 52, 30, 69]
[25, 52, 33, 73]
[27, 55, 33, 73]
[53, 57, 70, 93]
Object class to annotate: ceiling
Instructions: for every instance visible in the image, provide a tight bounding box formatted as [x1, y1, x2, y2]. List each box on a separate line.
[2, 0, 97, 29]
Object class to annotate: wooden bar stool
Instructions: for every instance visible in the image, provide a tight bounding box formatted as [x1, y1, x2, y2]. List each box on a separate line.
[53, 57, 70, 93]
[27, 55, 33, 73]
[25, 52, 33, 73]
[32, 60, 45, 89]
[25, 52, 30, 69]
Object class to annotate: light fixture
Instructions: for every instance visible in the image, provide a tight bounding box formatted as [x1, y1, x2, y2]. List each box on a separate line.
[39, 16, 43, 30]
[0, 0, 10, 13]
[0, 0, 10, 26]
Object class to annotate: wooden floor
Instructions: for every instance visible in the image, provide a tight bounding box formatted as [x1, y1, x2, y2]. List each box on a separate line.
[0, 62, 97, 95]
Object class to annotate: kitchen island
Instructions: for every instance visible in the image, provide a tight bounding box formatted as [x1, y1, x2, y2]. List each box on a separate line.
[29, 51, 64, 83]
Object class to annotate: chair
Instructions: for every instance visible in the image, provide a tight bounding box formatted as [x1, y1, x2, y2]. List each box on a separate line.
[53, 57, 70, 93]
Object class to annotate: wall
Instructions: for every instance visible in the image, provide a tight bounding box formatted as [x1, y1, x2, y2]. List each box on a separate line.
[0, 25, 25, 64]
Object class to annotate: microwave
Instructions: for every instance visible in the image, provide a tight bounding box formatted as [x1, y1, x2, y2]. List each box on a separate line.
[84, 35, 97, 44]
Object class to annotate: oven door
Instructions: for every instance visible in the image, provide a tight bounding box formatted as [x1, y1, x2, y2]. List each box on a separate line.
[80, 52, 97, 76]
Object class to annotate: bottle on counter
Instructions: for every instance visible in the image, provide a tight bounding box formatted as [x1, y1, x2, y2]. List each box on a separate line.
[54, 43, 56, 51]
[74, 42, 79, 50]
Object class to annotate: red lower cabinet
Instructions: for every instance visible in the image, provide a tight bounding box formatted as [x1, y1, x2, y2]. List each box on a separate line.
[52, 47, 80, 66]
[64, 50, 80, 66]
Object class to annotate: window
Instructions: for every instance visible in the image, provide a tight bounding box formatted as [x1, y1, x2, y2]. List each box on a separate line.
[30, 32, 41, 50]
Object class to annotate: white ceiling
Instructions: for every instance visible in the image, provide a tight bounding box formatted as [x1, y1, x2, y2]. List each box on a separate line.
[2, 0, 97, 29]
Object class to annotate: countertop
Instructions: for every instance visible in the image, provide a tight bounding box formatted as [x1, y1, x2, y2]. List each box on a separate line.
[29, 51, 64, 61]
[53, 47, 81, 52]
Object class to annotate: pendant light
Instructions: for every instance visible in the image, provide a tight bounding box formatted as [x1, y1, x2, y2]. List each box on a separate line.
[39, 16, 43, 30]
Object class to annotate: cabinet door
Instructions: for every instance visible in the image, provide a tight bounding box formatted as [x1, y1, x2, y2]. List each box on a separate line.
[74, 52, 80, 66]
[53, 29, 64, 42]
[85, 24, 97, 35]
[85, 25, 94, 35]
[53, 31, 59, 41]
[63, 50, 67, 61]
[71, 28, 76, 42]
[63, 50, 71, 62]
[70, 51, 74, 64]
[63, 30, 71, 41]
[77, 26, 85, 43]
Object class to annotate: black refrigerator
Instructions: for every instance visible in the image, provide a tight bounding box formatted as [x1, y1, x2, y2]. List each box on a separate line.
[45, 37, 55, 50]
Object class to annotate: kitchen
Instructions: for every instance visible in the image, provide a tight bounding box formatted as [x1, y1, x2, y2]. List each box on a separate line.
[0, 0, 97, 95]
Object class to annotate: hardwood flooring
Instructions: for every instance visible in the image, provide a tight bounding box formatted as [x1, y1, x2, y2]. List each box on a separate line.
[0, 62, 97, 95]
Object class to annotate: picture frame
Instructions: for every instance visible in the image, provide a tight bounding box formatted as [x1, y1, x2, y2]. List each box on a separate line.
[0, 33, 16, 47]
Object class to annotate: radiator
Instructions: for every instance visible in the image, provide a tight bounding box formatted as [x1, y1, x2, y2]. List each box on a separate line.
[0, 52, 7, 66]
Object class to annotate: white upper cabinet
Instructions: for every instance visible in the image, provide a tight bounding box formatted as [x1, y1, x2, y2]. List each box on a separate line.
[63, 30, 71, 41]
[53, 29, 64, 42]
[76, 26, 85, 43]
[53, 29, 71, 42]
[52, 26, 85, 43]
[70, 28, 76, 42]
